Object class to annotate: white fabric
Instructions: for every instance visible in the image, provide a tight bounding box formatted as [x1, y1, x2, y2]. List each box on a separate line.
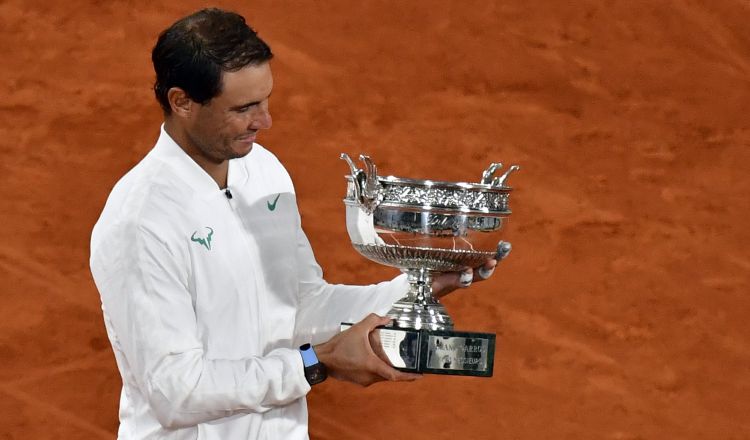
[90, 126, 409, 439]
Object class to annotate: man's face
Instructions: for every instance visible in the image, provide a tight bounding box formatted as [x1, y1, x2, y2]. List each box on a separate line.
[185, 62, 273, 163]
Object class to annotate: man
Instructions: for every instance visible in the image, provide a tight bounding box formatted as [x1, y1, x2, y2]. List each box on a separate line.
[90, 8, 506, 439]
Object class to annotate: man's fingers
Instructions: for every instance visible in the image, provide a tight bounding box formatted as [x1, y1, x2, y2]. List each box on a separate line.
[476, 241, 512, 281]
[459, 268, 473, 287]
[432, 268, 473, 297]
[371, 358, 421, 382]
[495, 241, 512, 261]
[361, 313, 392, 330]
[324, 313, 422, 387]
[432, 241, 512, 296]
[476, 259, 497, 280]
[391, 370, 422, 381]
[439, 268, 474, 290]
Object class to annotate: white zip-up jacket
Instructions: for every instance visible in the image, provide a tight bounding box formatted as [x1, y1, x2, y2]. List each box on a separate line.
[90, 127, 408, 439]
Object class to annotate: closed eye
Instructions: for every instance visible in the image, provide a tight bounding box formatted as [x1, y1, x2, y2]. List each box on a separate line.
[230, 92, 271, 114]
[233, 103, 258, 113]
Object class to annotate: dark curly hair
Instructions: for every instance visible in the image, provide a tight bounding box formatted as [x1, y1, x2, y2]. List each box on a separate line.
[152, 8, 273, 114]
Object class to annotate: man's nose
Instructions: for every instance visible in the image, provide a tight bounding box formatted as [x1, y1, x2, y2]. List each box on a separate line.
[249, 107, 272, 130]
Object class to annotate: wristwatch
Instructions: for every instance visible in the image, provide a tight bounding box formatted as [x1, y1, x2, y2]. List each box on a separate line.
[299, 343, 327, 385]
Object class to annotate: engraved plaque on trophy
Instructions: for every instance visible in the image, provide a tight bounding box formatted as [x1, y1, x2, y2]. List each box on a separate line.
[340, 154, 519, 377]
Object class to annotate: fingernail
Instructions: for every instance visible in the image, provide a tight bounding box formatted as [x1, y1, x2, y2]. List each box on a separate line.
[478, 265, 495, 280]
[495, 242, 512, 260]
[459, 269, 473, 286]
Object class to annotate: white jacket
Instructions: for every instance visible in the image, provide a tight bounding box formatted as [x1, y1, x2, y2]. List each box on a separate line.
[90, 127, 408, 439]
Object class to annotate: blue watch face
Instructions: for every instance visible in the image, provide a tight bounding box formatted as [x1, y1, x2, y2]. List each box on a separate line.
[300, 344, 318, 367]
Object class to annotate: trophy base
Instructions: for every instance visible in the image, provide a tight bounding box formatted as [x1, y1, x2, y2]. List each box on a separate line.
[341, 323, 496, 377]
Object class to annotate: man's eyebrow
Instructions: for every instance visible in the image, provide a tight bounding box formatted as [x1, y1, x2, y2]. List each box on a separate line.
[230, 101, 259, 111]
[230, 92, 272, 111]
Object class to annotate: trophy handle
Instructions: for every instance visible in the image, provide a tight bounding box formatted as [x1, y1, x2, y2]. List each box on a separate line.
[481, 162, 521, 187]
[340, 153, 363, 202]
[480, 162, 503, 184]
[340, 153, 383, 214]
[359, 154, 382, 204]
[340, 153, 360, 179]
[492, 165, 520, 187]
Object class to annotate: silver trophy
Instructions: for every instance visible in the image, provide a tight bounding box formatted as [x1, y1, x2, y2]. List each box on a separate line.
[340, 154, 519, 376]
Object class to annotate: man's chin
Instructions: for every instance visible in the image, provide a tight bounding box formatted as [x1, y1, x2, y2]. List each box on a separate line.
[232, 139, 255, 158]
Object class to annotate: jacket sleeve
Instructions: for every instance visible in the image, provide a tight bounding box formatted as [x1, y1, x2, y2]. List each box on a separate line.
[91, 220, 310, 429]
[292, 223, 409, 346]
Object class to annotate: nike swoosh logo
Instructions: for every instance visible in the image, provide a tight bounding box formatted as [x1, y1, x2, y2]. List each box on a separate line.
[267, 193, 281, 211]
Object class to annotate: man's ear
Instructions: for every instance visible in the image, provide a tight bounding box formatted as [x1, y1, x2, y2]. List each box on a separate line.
[167, 87, 193, 117]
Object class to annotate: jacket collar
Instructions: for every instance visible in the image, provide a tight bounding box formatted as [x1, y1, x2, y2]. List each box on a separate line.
[151, 124, 249, 195]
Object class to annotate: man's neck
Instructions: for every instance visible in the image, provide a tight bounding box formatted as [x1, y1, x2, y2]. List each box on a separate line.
[164, 120, 229, 189]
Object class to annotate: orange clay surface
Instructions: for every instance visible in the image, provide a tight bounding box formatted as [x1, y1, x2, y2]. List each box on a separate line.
[1, 1, 749, 439]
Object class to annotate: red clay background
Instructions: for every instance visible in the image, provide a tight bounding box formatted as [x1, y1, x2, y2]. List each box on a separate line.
[1, 1, 749, 439]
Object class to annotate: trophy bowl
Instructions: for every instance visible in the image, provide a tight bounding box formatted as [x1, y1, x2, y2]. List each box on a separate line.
[341, 154, 519, 332]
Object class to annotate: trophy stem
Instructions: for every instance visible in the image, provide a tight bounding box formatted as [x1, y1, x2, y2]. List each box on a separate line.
[387, 268, 455, 331]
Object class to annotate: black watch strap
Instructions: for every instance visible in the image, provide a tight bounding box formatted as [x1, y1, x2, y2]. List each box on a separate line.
[299, 343, 327, 385]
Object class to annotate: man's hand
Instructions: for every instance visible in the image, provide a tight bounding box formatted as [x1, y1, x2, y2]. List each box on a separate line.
[431, 241, 512, 298]
[314, 314, 421, 387]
